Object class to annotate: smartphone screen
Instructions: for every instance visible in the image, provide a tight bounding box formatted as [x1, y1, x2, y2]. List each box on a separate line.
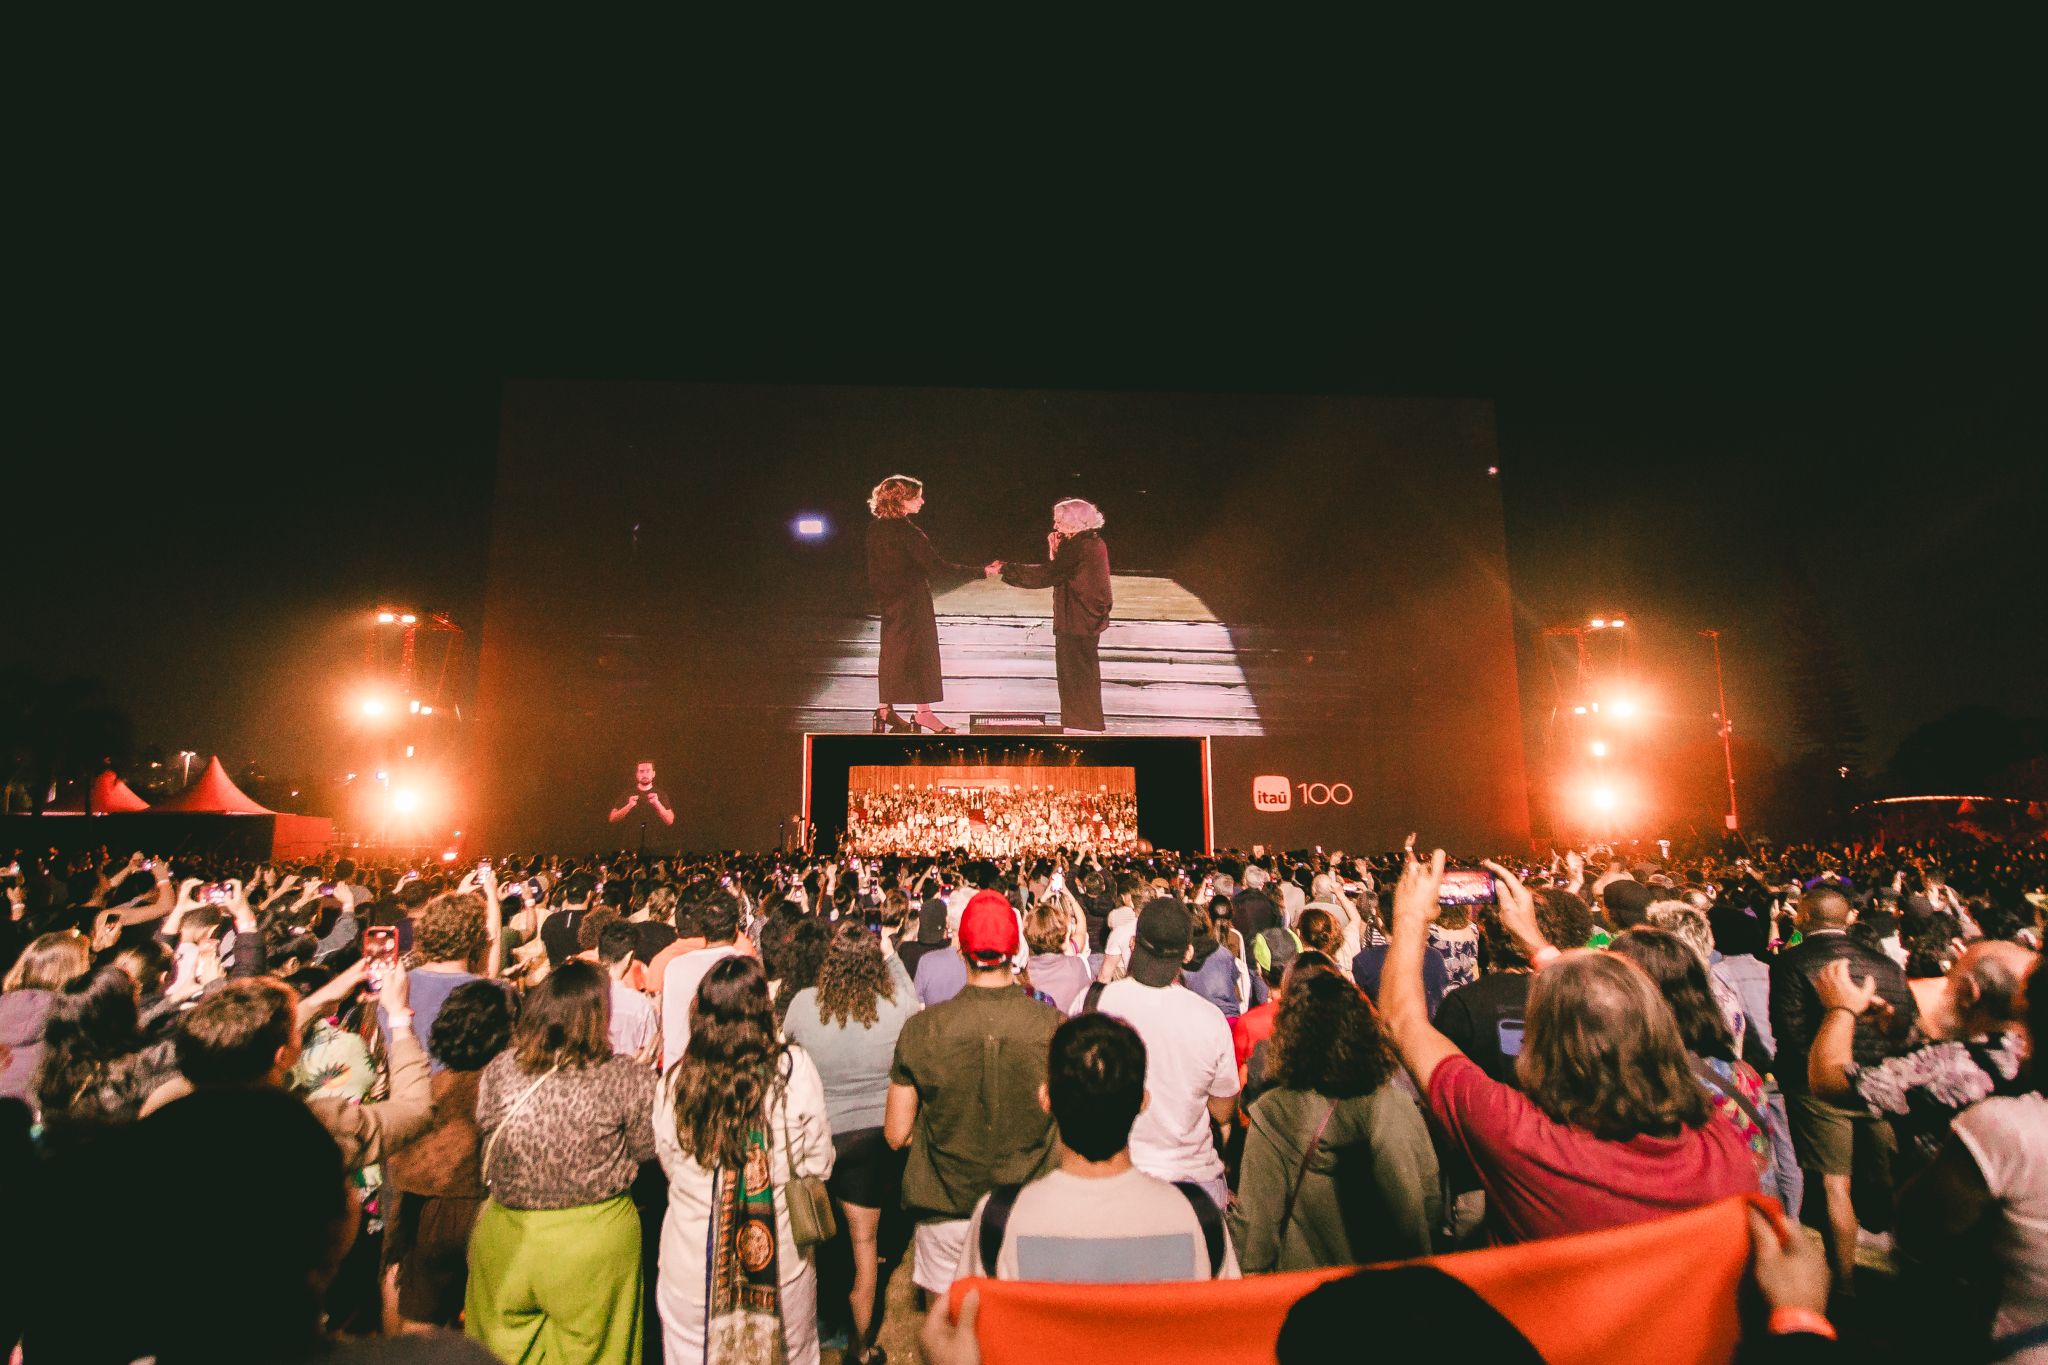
[1497, 1018, 1526, 1057]
[1437, 869, 1496, 906]
[363, 927, 398, 992]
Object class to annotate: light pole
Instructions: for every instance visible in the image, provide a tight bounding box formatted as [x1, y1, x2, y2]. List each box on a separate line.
[1698, 630, 1739, 832]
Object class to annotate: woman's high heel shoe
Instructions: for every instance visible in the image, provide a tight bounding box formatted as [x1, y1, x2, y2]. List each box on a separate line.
[914, 718, 956, 734]
[877, 707, 917, 734]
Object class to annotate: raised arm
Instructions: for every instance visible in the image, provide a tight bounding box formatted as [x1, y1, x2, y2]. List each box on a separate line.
[1381, 840, 1463, 1092]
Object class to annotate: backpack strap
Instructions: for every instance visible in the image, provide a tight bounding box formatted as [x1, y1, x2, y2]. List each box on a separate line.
[978, 1183, 1026, 1276]
[1080, 981, 1108, 1014]
[1171, 1182, 1227, 1277]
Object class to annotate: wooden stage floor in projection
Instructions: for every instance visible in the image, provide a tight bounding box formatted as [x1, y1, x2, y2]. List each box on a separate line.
[795, 573, 1266, 735]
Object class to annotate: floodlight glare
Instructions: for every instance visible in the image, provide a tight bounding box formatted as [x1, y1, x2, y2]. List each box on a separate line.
[793, 515, 828, 539]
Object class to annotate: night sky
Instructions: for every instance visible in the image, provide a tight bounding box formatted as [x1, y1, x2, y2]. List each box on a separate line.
[16, 231, 2044, 822]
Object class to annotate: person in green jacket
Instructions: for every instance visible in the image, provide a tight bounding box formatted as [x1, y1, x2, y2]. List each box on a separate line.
[1229, 965, 1441, 1271]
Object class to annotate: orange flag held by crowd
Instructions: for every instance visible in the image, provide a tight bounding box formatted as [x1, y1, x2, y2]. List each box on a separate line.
[946, 1195, 1769, 1365]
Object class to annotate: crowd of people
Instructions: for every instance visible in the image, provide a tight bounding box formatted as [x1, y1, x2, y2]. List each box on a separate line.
[842, 786, 1139, 859]
[0, 832, 2043, 1363]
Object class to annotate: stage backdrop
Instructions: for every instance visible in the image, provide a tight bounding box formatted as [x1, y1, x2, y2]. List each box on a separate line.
[474, 383, 1529, 853]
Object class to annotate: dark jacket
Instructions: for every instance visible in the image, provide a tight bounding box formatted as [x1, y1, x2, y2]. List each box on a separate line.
[1000, 530, 1111, 637]
[1768, 930, 1917, 1093]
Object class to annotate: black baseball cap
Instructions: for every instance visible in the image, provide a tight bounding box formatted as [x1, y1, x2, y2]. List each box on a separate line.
[1129, 897, 1193, 987]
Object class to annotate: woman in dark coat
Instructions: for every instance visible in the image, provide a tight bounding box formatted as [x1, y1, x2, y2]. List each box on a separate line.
[997, 498, 1113, 731]
[866, 475, 990, 733]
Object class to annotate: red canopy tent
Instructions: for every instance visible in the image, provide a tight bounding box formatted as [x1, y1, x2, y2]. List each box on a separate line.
[150, 756, 273, 814]
[44, 769, 153, 814]
[138, 756, 334, 858]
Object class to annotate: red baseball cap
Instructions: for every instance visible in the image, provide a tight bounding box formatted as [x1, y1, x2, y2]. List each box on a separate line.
[958, 890, 1020, 965]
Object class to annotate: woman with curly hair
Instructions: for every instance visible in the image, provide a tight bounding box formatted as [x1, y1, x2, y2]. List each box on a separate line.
[867, 474, 992, 734]
[1229, 969, 1440, 1271]
[782, 922, 917, 1362]
[656, 955, 835, 1364]
[384, 980, 515, 1331]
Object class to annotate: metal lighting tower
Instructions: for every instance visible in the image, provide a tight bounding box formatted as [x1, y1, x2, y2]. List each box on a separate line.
[1699, 629, 1739, 831]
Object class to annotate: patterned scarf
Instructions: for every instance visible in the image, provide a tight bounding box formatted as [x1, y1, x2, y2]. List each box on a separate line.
[705, 1125, 784, 1365]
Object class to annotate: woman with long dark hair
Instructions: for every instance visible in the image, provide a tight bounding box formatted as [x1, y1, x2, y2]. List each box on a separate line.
[1230, 969, 1439, 1270]
[466, 961, 655, 1364]
[32, 963, 179, 1151]
[866, 474, 992, 734]
[783, 922, 918, 1363]
[656, 955, 835, 1364]
[1609, 927, 1778, 1203]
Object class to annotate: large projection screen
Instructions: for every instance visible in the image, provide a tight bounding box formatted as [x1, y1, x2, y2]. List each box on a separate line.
[474, 383, 1528, 853]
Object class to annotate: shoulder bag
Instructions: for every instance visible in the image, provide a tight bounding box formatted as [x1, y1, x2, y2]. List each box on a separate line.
[777, 1059, 837, 1250]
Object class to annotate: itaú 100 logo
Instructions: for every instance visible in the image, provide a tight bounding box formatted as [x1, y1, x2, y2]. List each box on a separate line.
[1254, 776, 1354, 810]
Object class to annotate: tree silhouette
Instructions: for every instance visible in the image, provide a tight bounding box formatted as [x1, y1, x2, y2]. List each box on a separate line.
[0, 670, 135, 814]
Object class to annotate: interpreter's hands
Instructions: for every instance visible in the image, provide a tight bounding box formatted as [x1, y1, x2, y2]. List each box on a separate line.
[1391, 835, 1446, 933]
[1815, 959, 1881, 1016]
[920, 1289, 983, 1365]
[1746, 1206, 1831, 1314]
[1481, 860, 1552, 959]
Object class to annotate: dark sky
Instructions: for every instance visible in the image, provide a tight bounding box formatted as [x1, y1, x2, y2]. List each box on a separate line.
[16, 202, 2045, 803]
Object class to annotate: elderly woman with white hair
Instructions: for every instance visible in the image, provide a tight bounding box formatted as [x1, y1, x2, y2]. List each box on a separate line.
[995, 497, 1114, 731]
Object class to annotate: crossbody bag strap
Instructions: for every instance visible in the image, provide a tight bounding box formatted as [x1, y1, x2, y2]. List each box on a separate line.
[481, 1063, 560, 1187]
[1276, 1099, 1340, 1239]
[775, 1051, 801, 1179]
[1689, 1056, 1772, 1141]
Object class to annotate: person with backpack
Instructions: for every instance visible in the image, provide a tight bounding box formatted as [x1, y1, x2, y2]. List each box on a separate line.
[957, 1012, 1238, 1282]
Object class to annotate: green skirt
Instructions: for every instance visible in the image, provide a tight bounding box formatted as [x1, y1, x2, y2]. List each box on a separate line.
[466, 1194, 643, 1364]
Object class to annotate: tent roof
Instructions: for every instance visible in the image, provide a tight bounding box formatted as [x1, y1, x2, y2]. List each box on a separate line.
[45, 769, 153, 814]
[150, 756, 273, 814]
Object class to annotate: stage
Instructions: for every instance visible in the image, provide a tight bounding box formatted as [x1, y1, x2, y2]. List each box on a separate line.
[804, 734, 1211, 854]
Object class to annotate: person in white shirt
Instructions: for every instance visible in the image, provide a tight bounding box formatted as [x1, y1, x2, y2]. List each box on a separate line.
[1072, 898, 1239, 1207]
[661, 892, 747, 1070]
[597, 921, 658, 1060]
[955, 1011, 1239, 1284]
